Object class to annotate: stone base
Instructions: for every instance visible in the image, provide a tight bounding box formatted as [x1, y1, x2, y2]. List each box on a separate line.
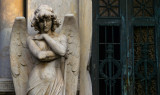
[0, 79, 14, 92]
[0, 92, 15, 95]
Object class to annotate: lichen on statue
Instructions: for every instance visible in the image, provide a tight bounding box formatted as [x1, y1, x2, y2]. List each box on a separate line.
[27, 5, 67, 95]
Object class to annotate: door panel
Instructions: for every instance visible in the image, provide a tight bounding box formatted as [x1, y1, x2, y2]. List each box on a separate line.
[99, 26, 121, 95]
[92, 0, 160, 95]
[134, 26, 157, 95]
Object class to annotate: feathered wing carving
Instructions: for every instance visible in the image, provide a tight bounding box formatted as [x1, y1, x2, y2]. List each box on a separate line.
[10, 17, 34, 95]
[61, 14, 80, 95]
[10, 15, 79, 95]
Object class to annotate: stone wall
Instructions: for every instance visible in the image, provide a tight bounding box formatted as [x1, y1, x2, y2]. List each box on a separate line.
[0, 0, 23, 93]
[0, 0, 23, 79]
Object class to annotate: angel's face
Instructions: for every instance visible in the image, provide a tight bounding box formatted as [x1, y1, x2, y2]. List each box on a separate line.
[38, 17, 52, 33]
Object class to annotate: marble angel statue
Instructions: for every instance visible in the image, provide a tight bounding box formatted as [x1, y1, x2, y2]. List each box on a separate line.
[10, 5, 80, 95]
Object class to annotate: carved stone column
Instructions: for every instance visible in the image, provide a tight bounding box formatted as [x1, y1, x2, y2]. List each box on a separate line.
[79, 0, 92, 95]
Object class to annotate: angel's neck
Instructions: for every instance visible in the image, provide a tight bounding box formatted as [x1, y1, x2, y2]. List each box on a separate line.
[47, 30, 52, 35]
[40, 30, 58, 37]
[40, 30, 52, 34]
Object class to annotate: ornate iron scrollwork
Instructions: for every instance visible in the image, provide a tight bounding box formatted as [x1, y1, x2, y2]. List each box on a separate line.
[133, 0, 154, 17]
[135, 44, 157, 80]
[99, 0, 120, 17]
[100, 44, 121, 85]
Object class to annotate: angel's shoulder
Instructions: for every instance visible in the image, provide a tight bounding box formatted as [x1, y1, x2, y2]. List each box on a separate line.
[27, 36, 33, 43]
[58, 33, 66, 37]
[27, 35, 33, 39]
[58, 33, 67, 41]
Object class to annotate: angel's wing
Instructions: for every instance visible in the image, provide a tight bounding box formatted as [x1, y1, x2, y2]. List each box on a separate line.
[61, 14, 80, 95]
[10, 17, 34, 95]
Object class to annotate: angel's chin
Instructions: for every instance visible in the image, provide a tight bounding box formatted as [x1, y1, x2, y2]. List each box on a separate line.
[43, 30, 49, 33]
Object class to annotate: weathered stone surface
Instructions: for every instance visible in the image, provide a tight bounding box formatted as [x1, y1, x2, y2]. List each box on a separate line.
[0, 0, 23, 30]
[27, 0, 78, 35]
[11, 5, 80, 95]
[0, 0, 23, 78]
[79, 0, 93, 95]
[61, 14, 80, 95]
[26, 5, 66, 95]
[10, 17, 32, 95]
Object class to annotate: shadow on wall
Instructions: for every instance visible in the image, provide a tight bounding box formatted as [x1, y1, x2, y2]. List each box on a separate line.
[0, 28, 12, 78]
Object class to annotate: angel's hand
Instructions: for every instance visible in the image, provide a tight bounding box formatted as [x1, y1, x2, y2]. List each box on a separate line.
[37, 51, 58, 61]
[33, 34, 44, 40]
[37, 51, 47, 60]
[33, 34, 48, 40]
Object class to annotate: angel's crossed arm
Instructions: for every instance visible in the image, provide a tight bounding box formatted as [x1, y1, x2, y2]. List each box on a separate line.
[27, 34, 67, 61]
[27, 36, 59, 61]
[43, 34, 67, 56]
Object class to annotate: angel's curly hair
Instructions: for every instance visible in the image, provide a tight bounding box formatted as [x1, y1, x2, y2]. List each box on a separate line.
[31, 5, 60, 33]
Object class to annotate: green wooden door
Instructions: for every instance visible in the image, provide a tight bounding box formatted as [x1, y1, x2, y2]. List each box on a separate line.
[91, 0, 160, 95]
